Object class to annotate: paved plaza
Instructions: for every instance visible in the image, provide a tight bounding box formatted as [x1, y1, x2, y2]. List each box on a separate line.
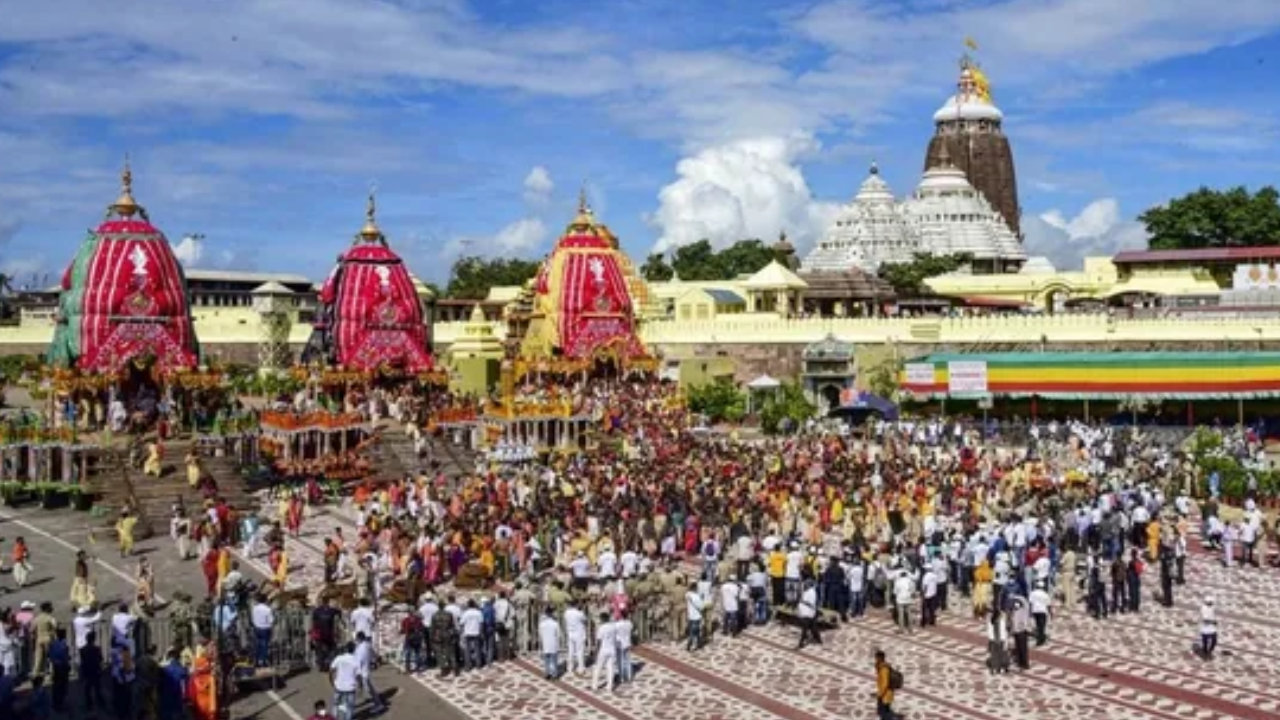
[4, 501, 1278, 720]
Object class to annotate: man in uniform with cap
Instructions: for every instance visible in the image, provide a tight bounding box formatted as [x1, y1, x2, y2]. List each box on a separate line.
[430, 600, 459, 677]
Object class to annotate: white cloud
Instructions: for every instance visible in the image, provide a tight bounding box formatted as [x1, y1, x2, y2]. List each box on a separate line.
[170, 233, 252, 270]
[492, 218, 548, 254]
[649, 133, 838, 254]
[522, 166, 554, 208]
[444, 218, 549, 260]
[1023, 199, 1149, 270]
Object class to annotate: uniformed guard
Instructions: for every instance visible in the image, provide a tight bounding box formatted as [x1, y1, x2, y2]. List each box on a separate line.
[430, 606, 459, 677]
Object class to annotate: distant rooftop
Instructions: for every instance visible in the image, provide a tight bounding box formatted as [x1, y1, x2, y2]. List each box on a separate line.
[184, 268, 313, 285]
[1113, 247, 1280, 265]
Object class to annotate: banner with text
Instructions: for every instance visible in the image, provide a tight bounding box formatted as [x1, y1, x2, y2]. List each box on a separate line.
[947, 360, 989, 394]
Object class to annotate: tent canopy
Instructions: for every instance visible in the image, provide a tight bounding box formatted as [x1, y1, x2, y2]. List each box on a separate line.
[748, 374, 782, 390]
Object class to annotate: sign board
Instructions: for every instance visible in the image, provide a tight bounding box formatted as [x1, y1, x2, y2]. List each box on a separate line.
[947, 360, 989, 394]
[904, 363, 936, 387]
[977, 396, 994, 410]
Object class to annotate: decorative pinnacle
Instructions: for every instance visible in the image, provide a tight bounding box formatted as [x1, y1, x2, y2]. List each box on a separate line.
[359, 188, 383, 242]
[869, 160, 879, 175]
[110, 154, 141, 218]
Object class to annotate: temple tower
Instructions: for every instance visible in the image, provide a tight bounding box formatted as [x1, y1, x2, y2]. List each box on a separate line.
[924, 55, 1021, 238]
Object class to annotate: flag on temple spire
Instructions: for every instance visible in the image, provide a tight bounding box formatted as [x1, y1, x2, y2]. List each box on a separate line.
[964, 37, 978, 51]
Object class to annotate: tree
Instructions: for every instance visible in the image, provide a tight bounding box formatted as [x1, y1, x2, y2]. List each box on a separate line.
[864, 357, 904, 401]
[1141, 186, 1280, 250]
[444, 256, 542, 299]
[670, 239, 777, 282]
[715, 239, 776, 278]
[640, 253, 674, 282]
[877, 252, 973, 297]
[686, 377, 746, 424]
[759, 380, 817, 435]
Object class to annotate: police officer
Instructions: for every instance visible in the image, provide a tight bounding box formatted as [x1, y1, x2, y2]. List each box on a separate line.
[430, 605, 459, 678]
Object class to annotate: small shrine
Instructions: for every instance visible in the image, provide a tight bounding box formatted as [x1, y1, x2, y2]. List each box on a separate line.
[302, 194, 439, 383]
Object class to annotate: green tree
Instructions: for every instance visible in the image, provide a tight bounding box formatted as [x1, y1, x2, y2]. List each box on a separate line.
[877, 252, 974, 297]
[445, 256, 542, 299]
[670, 239, 778, 282]
[864, 357, 904, 401]
[640, 253, 675, 282]
[715, 239, 775, 277]
[1141, 186, 1280, 250]
[671, 240, 720, 281]
[686, 377, 746, 423]
[757, 380, 817, 435]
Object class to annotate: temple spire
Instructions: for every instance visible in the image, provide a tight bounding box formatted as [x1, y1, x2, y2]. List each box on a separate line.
[358, 190, 384, 244]
[109, 155, 142, 219]
[569, 183, 597, 229]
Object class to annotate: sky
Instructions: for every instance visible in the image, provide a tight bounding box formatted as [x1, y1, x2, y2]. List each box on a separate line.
[2, 0, 1279, 286]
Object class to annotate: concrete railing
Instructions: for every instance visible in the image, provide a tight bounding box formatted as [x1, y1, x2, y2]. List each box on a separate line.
[5, 311, 1280, 351]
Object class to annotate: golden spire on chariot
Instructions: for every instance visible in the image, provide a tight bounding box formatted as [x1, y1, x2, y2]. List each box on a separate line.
[108, 155, 146, 220]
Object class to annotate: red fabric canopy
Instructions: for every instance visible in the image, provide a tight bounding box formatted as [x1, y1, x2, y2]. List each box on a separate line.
[544, 231, 645, 360]
[76, 219, 199, 373]
[310, 243, 433, 373]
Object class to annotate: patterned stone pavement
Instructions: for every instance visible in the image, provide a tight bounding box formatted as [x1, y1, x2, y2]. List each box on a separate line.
[242, 508, 1280, 720]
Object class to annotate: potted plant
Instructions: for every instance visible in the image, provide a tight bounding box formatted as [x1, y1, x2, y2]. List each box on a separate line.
[70, 485, 95, 512]
[0, 480, 32, 507]
[34, 481, 70, 510]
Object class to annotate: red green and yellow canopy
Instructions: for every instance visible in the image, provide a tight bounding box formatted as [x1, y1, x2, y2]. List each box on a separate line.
[900, 352, 1280, 400]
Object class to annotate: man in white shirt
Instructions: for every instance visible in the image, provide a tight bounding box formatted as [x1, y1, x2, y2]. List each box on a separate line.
[614, 611, 634, 684]
[329, 643, 360, 720]
[563, 602, 587, 675]
[1029, 582, 1053, 646]
[353, 632, 388, 713]
[111, 604, 137, 655]
[735, 535, 755, 580]
[73, 606, 101, 650]
[796, 580, 821, 649]
[620, 549, 639, 579]
[493, 591, 513, 661]
[746, 566, 769, 625]
[597, 547, 618, 581]
[570, 552, 592, 592]
[460, 600, 485, 671]
[720, 577, 742, 638]
[846, 560, 866, 618]
[349, 598, 375, 643]
[591, 612, 617, 693]
[920, 566, 939, 627]
[893, 571, 915, 634]
[538, 607, 561, 680]
[250, 597, 275, 668]
[1199, 595, 1218, 660]
[685, 581, 705, 652]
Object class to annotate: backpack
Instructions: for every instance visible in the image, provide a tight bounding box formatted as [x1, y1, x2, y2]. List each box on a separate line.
[888, 665, 904, 690]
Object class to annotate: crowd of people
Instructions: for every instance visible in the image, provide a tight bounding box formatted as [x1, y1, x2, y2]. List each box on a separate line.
[4, 371, 1280, 720]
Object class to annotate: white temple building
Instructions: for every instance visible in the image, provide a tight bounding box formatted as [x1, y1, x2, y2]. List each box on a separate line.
[802, 149, 1025, 275]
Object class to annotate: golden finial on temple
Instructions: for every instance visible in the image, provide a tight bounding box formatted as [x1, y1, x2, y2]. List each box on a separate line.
[570, 184, 596, 230]
[109, 154, 141, 218]
[359, 189, 382, 242]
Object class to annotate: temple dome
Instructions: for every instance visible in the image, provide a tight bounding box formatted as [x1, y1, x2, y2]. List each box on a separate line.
[522, 196, 646, 360]
[301, 194, 433, 373]
[48, 160, 200, 373]
[802, 162, 915, 273]
[933, 65, 1004, 123]
[903, 154, 1025, 265]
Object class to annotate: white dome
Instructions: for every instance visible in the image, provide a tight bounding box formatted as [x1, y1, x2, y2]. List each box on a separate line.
[854, 164, 895, 205]
[933, 96, 1004, 123]
[803, 163, 915, 273]
[905, 165, 1025, 263]
[917, 165, 973, 194]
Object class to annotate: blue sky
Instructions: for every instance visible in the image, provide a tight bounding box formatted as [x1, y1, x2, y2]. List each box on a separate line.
[1, 0, 1279, 285]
